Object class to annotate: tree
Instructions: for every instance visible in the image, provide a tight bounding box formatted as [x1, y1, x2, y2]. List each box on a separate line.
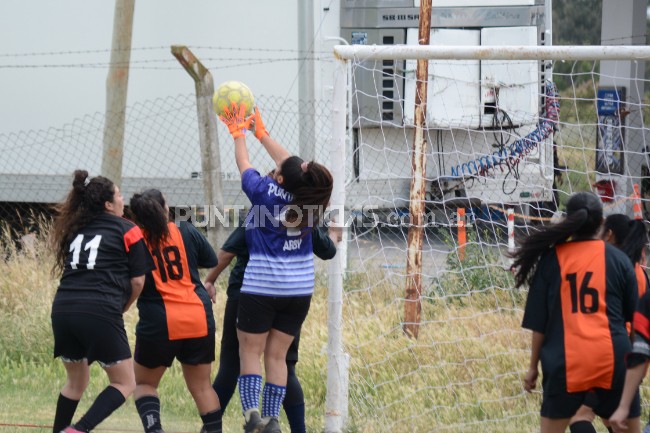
[552, 0, 604, 90]
[553, 0, 603, 45]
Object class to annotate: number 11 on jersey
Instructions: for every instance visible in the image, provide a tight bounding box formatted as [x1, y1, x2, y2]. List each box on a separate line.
[69, 234, 103, 269]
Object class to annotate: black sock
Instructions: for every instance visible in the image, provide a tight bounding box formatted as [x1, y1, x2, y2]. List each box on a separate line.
[135, 395, 163, 433]
[212, 381, 235, 414]
[283, 362, 305, 433]
[53, 393, 80, 433]
[74, 386, 125, 432]
[569, 421, 598, 433]
[284, 403, 306, 433]
[200, 409, 223, 433]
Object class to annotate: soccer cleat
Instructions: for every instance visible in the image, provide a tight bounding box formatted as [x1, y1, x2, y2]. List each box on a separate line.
[243, 410, 265, 433]
[260, 417, 281, 433]
[60, 426, 85, 433]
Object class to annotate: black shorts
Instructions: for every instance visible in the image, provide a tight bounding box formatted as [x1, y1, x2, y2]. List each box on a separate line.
[541, 388, 641, 419]
[223, 297, 301, 362]
[52, 313, 131, 365]
[237, 293, 311, 337]
[134, 332, 215, 368]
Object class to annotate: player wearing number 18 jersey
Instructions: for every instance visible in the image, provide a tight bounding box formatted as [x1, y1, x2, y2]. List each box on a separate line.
[512, 192, 640, 433]
[50, 170, 154, 433]
[129, 189, 222, 433]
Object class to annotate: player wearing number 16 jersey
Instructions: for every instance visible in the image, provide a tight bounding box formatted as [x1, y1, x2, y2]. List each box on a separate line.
[50, 170, 154, 433]
[129, 189, 222, 433]
[511, 192, 640, 433]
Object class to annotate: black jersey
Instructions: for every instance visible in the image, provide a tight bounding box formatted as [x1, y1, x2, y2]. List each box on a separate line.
[222, 225, 336, 300]
[522, 240, 637, 395]
[52, 213, 154, 322]
[136, 221, 217, 340]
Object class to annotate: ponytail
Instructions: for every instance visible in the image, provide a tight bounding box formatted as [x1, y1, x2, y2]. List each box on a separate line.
[279, 156, 333, 228]
[50, 170, 116, 274]
[129, 189, 169, 252]
[511, 192, 603, 288]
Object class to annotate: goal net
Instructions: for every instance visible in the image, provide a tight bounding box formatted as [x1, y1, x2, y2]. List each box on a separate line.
[326, 44, 650, 433]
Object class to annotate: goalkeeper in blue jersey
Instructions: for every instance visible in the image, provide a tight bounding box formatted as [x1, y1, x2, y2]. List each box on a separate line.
[203, 223, 339, 433]
[218, 103, 333, 433]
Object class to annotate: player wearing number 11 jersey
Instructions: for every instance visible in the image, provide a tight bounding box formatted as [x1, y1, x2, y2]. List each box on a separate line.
[50, 170, 154, 433]
[512, 191, 640, 433]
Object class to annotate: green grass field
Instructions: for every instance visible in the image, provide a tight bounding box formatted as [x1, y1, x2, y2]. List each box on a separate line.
[0, 226, 550, 433]
[1, 225, 630, 433]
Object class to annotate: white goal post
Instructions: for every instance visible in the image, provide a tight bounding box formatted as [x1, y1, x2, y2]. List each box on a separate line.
[326, 44, 650, 433]
[334, 45, 650, 61]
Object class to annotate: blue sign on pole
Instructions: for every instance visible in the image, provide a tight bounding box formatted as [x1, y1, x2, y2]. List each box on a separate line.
[597, 88, 622, 116]
[595, 87, 625, 174]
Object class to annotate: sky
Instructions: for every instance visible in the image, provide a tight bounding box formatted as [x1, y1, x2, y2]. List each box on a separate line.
[0, 0, 308, 135]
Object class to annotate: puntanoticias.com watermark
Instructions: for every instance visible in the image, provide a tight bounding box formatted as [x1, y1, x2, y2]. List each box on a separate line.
[173, 205, 468, 229]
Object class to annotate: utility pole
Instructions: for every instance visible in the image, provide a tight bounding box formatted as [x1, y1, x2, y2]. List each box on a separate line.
[101, 0, 135, 186]
[298, 0, 316, 161]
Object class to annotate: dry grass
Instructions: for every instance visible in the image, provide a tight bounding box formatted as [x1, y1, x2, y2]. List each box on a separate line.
[0, 224, 644, 433]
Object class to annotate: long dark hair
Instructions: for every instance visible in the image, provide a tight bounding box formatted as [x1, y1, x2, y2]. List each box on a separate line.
[49, 170, 116, 273]
[129, 189, 169, 252]
[620, 219, 648, 265]
[603, 213, 631, 248]
[602, 213, 647, 265]
[279, 155, 333, 228]
[512, 191, 603, 288]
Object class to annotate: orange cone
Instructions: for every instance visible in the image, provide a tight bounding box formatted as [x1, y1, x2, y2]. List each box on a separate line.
[633, 183, 643, 220]
[457, 208, 466, 261]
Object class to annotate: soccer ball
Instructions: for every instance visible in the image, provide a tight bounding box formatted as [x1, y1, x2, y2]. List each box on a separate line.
[213, 81, 255, 117]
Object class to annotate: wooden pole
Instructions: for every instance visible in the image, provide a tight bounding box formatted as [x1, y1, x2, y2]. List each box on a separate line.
[171, 45, 225, 250]
[403, 0, 432, 339]
[101, 0, 135, 186]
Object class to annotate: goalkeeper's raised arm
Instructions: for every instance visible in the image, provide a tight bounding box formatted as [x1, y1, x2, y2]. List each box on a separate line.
[218, 102, 254, 175]
[251, 107, 290, 166]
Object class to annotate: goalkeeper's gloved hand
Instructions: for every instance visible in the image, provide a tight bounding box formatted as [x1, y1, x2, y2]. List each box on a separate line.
[252, 107, 269, 140]
[219, 102, 254, 139]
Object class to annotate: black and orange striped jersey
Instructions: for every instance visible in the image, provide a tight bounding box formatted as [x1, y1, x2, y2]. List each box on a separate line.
[625, 264, 649, 335]
[635, 264, 648, 298]
[522, 240, 638, 395]
[631, 290, 650, 365]
[136, 221, 217, 341]
[52, 213, 154, 322]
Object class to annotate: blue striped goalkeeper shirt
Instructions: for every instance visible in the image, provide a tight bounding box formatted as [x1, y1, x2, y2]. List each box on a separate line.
[240, 168, 314, 297]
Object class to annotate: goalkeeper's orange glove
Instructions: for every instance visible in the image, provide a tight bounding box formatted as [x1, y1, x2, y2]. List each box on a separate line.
[219, 103, 253, 139]
[252, 107, 269, 140]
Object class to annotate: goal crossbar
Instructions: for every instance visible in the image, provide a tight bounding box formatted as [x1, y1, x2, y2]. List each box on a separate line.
[334, 45, 650, 61]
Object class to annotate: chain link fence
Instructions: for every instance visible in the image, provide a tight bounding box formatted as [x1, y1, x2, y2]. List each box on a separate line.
[0, 94, 335, 241]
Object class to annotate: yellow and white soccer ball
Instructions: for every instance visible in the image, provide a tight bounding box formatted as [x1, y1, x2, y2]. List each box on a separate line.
[213, 81, 255, 117]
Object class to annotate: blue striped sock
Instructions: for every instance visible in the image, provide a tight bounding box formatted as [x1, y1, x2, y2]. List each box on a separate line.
[238, 375, 262, 414]
[261, 382, 287, 418]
